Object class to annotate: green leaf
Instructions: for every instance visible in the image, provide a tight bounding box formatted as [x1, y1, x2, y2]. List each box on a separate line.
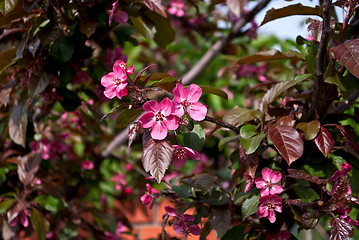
[130, 16, 154, 39]
[0, 0, 18, 15]
[182, 123, 206, 152]
[293, 185, 320, 203]
[199, 85, 228, 101]
[240, 125, 257, 139]
[237, 49, 304, 64]
[241, 194, 260, 221]
[59, 223, 78, 240]
[324, 62, 347, 91]
[222, 224, 247, 240]
[30, 208, 50, 240]
[0, 198, 16, 214]
[240, 134, 265, 155]
[260, 4, 322, 26]
[296, 120, 320, 140]
[116, 108, 143, 128]
[223, 106, 260, 127]
[145, 10, 175, 48]
[172, 184, 192, 198]
[34, 196, 63, 214]
[49, 36, 74, 62]
[9, 102, 27, 147]
[209, 208, 231, 239]
[218, 135, 240, 151]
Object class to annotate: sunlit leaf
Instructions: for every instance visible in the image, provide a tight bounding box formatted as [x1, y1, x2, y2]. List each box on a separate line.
[128, 122, 141, 148]
[142, 134, 173, 183]
[329, 216, 354, 240]
[144, 0, 167, 17]
[237, 49, 304, 65]
[259, 80, 298, 113]
[223, 106, 260, 127]
[9, 102, 27, 147]
[209, 207, 231, 239]
[240, 134, 265, 155]
[331, 39, 359, 79]
[30, 208, 50, 240]
[116, 108, 143, 128]
[0, 0, 18, 15]
[277, 114, 295, 127]
[241, 195, 260, 221]
[200, 85, 228, 101]
[260, 4, 322, 26]
[17, 154, 42, 186]
[296, 120, 320, 140]
[130, 16, 154, 39]
[240, 125, 257, 139]
[268, 125, 304, 165]
[313, 126, 335, 157]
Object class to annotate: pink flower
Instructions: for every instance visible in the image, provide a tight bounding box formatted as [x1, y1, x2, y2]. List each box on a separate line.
[331, 162, 352, 181]
[255, 168, 283, 196]
[111, 173, 127, 191]
[140, 184, 159, 209]
[81, 160, 94, 170]
[8, 209, 30, 228]
[138, 97, 179, 140]
[114, 60, 135, 75]
[306, 35, 314, 41]
[243, 172, 255, 193]
[165, 206, 201, 236]
[172, 83, 207, 121]
[101, 64, 128, 99]
[168, 0, 185, 17]
[172, 145, 201, 168]
[256, 195, 282, 223]
[109, 0, 128, 26]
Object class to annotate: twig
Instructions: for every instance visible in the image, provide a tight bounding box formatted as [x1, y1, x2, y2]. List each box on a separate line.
[204, 116, 240, 132]
[333, 90, 359, 114]
[307, 0, 332, 120]
[182, 0, 272, 85]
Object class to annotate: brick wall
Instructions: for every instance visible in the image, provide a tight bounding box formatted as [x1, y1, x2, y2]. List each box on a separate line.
[116, 200, 218, 240]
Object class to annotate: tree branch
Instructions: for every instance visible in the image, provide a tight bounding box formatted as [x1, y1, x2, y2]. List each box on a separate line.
[204, 116, 240, 132]
[333, 89, 359, 114]
[307, 0, 332, 120]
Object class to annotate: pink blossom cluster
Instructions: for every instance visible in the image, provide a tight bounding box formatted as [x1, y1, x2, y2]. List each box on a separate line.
[139, 83, 207, 140]
[101, 60, 134, 100]
[167, 0, 185, 17]
[109, 0, 128, 26]
[246, 168, 283, 223]
[237, 63, 267, 82]
[164, 206, 201, 237]
[8, 208, 30, 228]
[111, 173, 132, 194]
[140, 183, 159, 209]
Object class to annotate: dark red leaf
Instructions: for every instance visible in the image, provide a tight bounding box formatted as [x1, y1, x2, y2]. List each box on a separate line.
[144, 0, 167, 18]
[287, 169, 328, 185]
[313, 126, 335, 157]
[268, 125, 304, 165]
[331, 176, 351, 208]
[329, 216, 354, 240]
[277, 114, 295, 127]
[142, 133, 173, 183]
[9, 101, 27, 147]
[307, 18, 322, 42]
[128, 122, 141, 148]
[239, 147, 259, 178]
[331, 39, 359, 79]
[334, 124, 355, 146]
[17, 154, 42, 186]
[209, 207, 231, 239]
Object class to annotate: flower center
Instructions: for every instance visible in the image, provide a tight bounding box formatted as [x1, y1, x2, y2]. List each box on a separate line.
[176, 148, 186, 158]
[182, 99, 191, 108]
[114, 76, 123, 86]
[155, 112, 165, 121]
[119, 62, 127, 69]
[266, 201, 275, 209]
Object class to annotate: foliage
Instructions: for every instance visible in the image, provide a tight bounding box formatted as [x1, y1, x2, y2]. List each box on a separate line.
[1, 0, 359, 239]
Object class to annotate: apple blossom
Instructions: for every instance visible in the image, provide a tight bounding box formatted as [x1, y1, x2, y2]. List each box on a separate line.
[109, 0, 128, 26]
[243, 172, 255, 193]
[138, 97, 179, 140]
[111, 173, 127, 191]
[140, 183, 159, 209]
[101, 64, 128, 99]
[165, 206, 201, 237]
[256, 195, 282, 223]
[172, 145, 201, 168]
[114, 60, 135, 75]
[172, 83, 207, 121]
[167, 0, 185, 17]
[255, 167, 284, 196]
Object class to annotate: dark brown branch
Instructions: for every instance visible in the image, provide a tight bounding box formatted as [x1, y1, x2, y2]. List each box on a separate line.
[182, 0, 272, 85]
[333, 90, 359, 114]
[307, 0, 332, 120]
[204, 116, 240, 132]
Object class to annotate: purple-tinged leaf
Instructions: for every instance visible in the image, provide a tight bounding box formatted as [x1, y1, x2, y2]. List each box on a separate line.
[268, 125, 304, 165]
[313, 126, 335, 157]
[209, 207, 231, 239]
[287, 169, 328, 185]
[144, 0, 167, 18]
[329, 216, 353, 240]
[17, 154, 42, 186]
[128, 122, 141, 148]
[7, 201, 26, 224]
[331, 176, 350, 209]
[9, 102, 27, 147]
[239, 147, 259, 178]
[29, 73, 50, 97]
[259, 80, 298, 113]
[200, 85, 228, 101]
[182, 174, 217, 194]
[307, 18, 322, 42]
[142, 133, 173, 183]
[237, 49, 304, 65]
[334, 124, 355, 146]
[0, 87, 12, 106]
[296, 120, 320, 140]
[331, 39, 359, 79]
[260, 4, 322, 27]
[277, 114, 295, 127]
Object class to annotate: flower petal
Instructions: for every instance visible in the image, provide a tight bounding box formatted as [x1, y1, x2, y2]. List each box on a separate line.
[143, 100, 160, 113]
[104, 85, 117, 99]
[171, 101, 184, 117]
[138, 112, 156, 128]
[187, 102, 207, 121]
[261, 167, 273, 182]
[255, 178, 266, 189]
[164, 115, 178, 130]
[151, 121, 168, 140]
[101, 73, 115, 87]
[183, 147, 201, 160]
[160, 97, 173, 116]
[269, 185, 284, 195]
[173, 83, 188, 103]
[186, 84, 202, 102]
[268, 209, 276, 223]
